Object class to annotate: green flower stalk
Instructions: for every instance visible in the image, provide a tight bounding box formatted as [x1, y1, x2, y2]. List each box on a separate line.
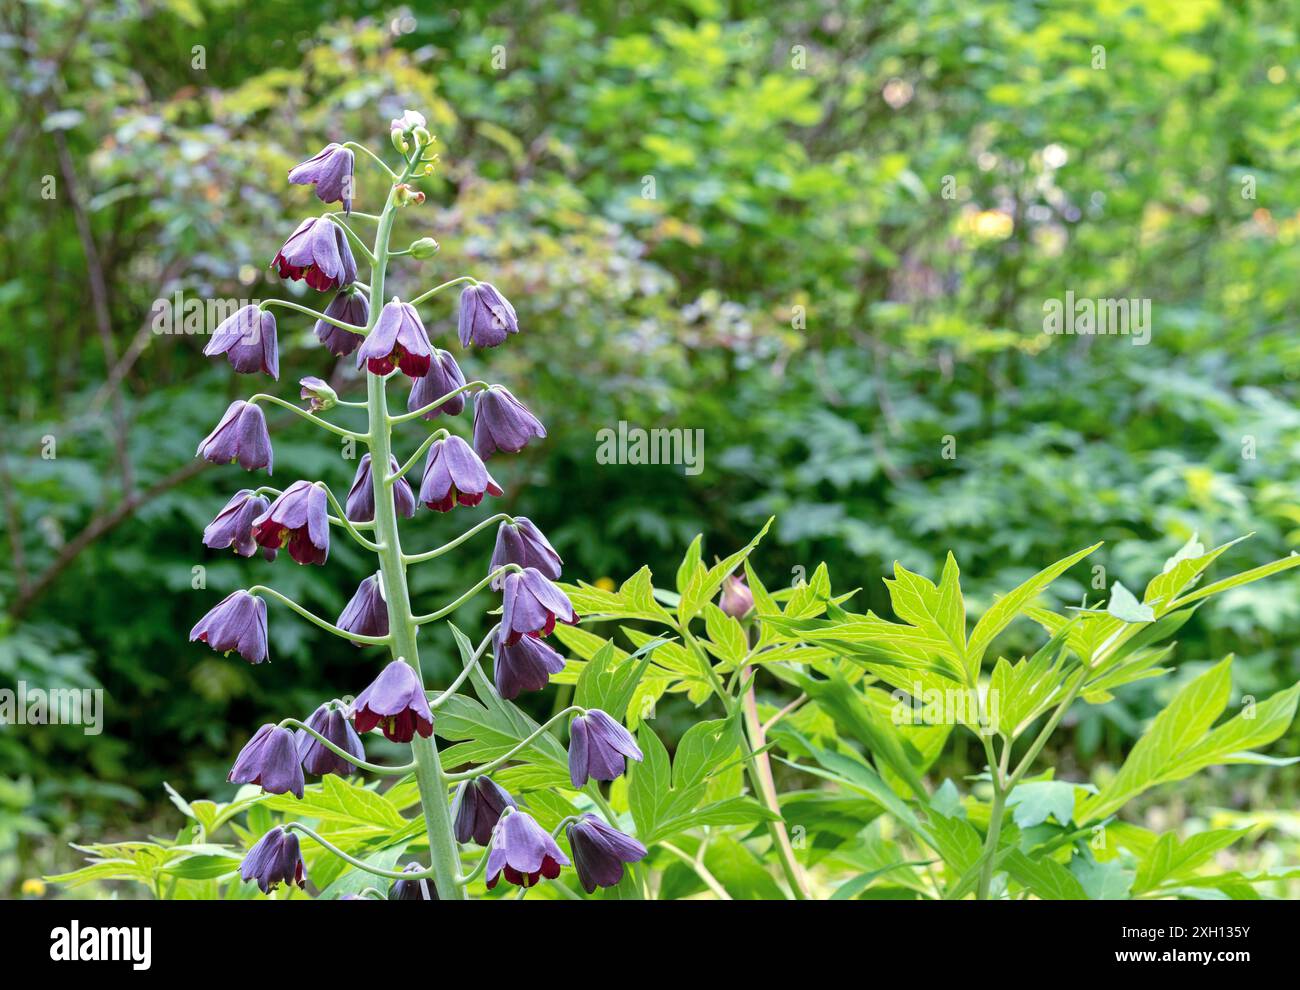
[190, 111, 601, 900]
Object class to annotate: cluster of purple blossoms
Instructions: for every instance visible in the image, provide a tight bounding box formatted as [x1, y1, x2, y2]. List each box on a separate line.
[190, 120, 646, 900]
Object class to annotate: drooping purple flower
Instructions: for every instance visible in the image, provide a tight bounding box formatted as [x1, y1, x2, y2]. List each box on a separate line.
[203, 305, 279, 379]
[337, 573, 389, 646]
[489, 517, 562, 587]
[472, 385, 546, 460]
[196, 400, 273, 473]
[458, 281, 518, 348]
[568, 709, 642, 787]
[252, 480, 330, 565]
[189, 590, 268, 663]
[228, 724, 305, 798]
[271, 216, 357, 292]
[500, 567, 578, 644]
[566, 814, 647, 893]
[389, 863, 439, 900]
[418, 435, 503, 512]
[452, 777, 517, 845]
[296, 702, 365, 777]
[288, 143, 356, 213]
[484, 811, 569, 890]
[241, 826, 307, 894]
[356, 298, 432, 378]
[298, 376, 337, 412]
[202, 489, 275, 560]
[719, 572, 754, 619]
[345, 453, 416, 524]
[315, 289, 368, 357]
[351, 660, 433, 743]
[493, 634, 566, 700]
[407, 349, 467, 419]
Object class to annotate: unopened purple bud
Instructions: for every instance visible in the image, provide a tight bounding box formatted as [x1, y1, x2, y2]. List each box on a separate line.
[407, 349, 467, 419]
[196, 400, 273, 473]
[490, 517, 561, 587]
[241, 826, 307, 894]
[566, 814, 647, 893]
[719, 572, 754, 619]
[337, 573, 389, 646]
[204, 305, 279, 379]
[472, 385, 545, 460]
[458, 282, 518, 348]
[203, 489, 275, 560]
[296, 702, 365, 777]
[568, 709, 642, 788]
[345, 453, 416, 523]
[315, 289, 368, 357]
[271, 216, 356, 292]
[252, 480, 330, 565]
[228, 724, 304, 798]
[451, 777, 517, 845]
[493, 634, 565, 700]
[189, 590, 268, 663]
[288, 143, 356, 214]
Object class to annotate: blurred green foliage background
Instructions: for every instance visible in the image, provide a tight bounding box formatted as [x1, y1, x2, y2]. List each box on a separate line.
[1, 0, 1298, 896]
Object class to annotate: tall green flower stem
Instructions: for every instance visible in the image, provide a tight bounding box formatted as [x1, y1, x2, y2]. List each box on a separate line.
[360, 157, 467, 899]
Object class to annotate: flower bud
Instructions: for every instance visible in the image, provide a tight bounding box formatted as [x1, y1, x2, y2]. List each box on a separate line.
[409, 237, 439, 259]
[569, 709, 642, 788]
[719, 572, 754, 618]
[394, 183, 425, 207]
[298, 376, 338, 412]
[412, 125, 431, 147]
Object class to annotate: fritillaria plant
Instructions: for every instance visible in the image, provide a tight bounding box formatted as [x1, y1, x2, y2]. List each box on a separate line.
[190, 111, 645, 899]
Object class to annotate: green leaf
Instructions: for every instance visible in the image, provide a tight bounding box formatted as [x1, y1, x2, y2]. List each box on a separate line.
[1106, 581, 1155, 623]
[1081, 660, 1299, 821]
[925, 811, 982, 875]
[1133, 829, 1251, 893]
[672, 717, 741, 790]
[559, 566, 676, 625]
[831, 860, 935, 900]
[1006, 780, 1079, 828]
[678, 519, 773, 624]
[159, 851, 242, 880]
[627, 724, 673, 840]
[1144, 533, 1246, 613]
[702, 603, 749, 667]
[676, 534, 703, 594]
[1070, 853, 1135, 900]
[1167, 682, 1300, 777]
[882, 558, 968, 674]
[966, 543, 1101, 670]
[1169, 552, 1300, 609]
[1003, 849, 1088, 900]
[931, 779, 965, 819]
[317, 843, 408, 900]
[263, 775, 407, 830]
